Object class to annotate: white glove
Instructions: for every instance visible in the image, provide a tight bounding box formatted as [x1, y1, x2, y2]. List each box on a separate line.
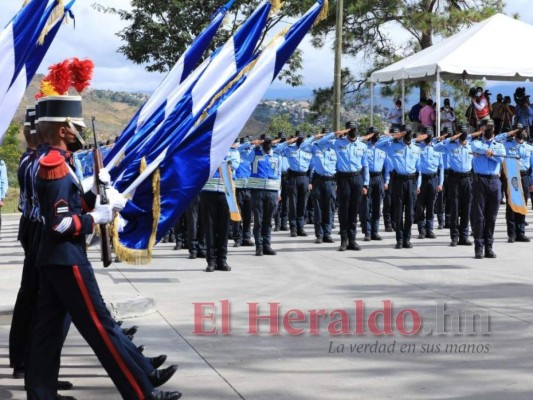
[116, 214, 128, 233]
[106, 187, 128, 212]
[98, 168, 111, 186]
[82, 176, 94, 193]
[87, 168, 113, 194]
[89, 195, 113, 224]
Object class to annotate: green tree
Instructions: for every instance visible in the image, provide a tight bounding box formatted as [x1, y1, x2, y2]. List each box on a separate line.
[268, 114, 294, 136]
[0, 123, 23, 188]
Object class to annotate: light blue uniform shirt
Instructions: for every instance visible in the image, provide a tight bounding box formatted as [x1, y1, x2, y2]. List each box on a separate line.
[310, 141, 337, 177]
[275, 137, 314, 173]
[316, 132, 369, 185]
[375, 136, 422, 188]
[416, 141, 444, 185]
[236, 143, 253, 179]
[433, 138, 473, 173]
[470, 138, 506, 175]
[0, 160, 7, 200]
[365, 141, 390, 184]
[495, 133, 533, 181]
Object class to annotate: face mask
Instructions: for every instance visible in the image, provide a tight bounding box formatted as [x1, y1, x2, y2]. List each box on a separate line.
[516, 131, 526, 141]
[476, 91, 482, 98]
[483, 128, 494, 140]
[348, 130, 357, 139]
[459, 132, 468, 142]
[396, 106, 401, 110]
[296, 137, 304, 146]
[371, 134, 379, 144]
[263, 143, 272, 153]
[404, 132, 412, 142]
[424, 135, 433, 144]
[444, 106, 450, 111]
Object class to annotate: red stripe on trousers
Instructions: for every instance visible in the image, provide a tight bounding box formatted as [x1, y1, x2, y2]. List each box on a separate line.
[72, 265, 145, 400]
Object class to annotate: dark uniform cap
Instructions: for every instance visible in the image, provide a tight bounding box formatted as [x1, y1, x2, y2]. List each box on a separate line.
[263, 134, 273, 143]
[321, 127, 328, 134]
[295, 131, 304, 139]
[392, 128, 401, 134]
[345, 121, 357, 130]
[460, 125, 469, 134]
[367, 126, 375, 134]
[37, 95, 85, 128]
[480, 118, 494, 127]
[425, 128, 434, 136]
[259, 133, 266, 140]
[25, 107, 37, 134]
[515, 123, 524, 130]
[404, 125, 413, 134]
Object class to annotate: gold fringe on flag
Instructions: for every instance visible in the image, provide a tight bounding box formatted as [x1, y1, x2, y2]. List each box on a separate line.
[270, 0, 283, 16]
[38, 0, 65, 45]
[22, 0, 31, 8]
[314, 0, 329, 27]
[111, 158, 162, 265]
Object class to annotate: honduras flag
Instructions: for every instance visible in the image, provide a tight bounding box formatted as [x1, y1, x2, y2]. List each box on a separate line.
[0, 0, 75, 144]
[104, 0, 236, 170]
[110, 0, 272, 188]
[113, 0, 328, 263]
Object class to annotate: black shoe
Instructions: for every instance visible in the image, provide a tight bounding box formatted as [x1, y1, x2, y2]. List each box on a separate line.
[255, 247, 263, 256]
[263, 247, 277, 256]
[205, 263, 215, 272]
[274, 225, 280, 232]
[137, 345, 145, 353]
[241, 239, 255, 247]
[122, 326, 138, 336]
[126, 334, 134, 341]
[347, 241, 361, 251]
[508, 236, 515, 243]
[13, 368, 24, 379]
[149, 364, 178, 388]
[437, 223, 444, 230]
[402, 241, 413, 249]
[173, 243, 182, 251]
[450, 239, 458, 247]
[146, 389, 182, 400]
[395, 242, 402, 249]
[458, 239, 472, 246]
[425, 231, 436, 239]
[57, 380, 74, 390]
[363, 234, 371, 242]
[385, 225, 393, 232]
[56, 395, 77, 400]
[338, 241, 348, 251]
[314, 237, 323, 244]
[417, 234, 425, 239]
[233, 241, 241, 247]
[149, 354, 167, 370]
[280, 225, 288, 231]
[297, 230, 308, 237]
[516, 235, 531, 242]
[217, 262, 232, 271]
[197, 250, 207, 258]
[290, 231, 297, 237]
[371, 234, 382, 241]
[475, 249, 484, 259]
[484, 248, 497, 259]
[323, 236, 334, 243]
[188, 253, 197, 259]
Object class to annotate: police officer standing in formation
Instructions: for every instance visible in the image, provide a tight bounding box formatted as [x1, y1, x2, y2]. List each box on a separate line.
[316, 122, 369, 251]
[307, 128, 337, 244]
[434, 125, 475, 246]
[376, 125, 421, 249]
[232, 137, 254, 247]
[470, 119, 506, 259]
[275, 131, 313, 237]
[360, 127, 389, 241]
[414, 128, 443, 239]
[247, 135, 281, 256]
[200, 143, 240, 272]
[275, 132, 290, 231]
[495, 124, 533, 242]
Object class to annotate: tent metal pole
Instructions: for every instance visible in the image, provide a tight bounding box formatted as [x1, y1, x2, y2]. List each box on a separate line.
[370, 82, 374, 126]
[401, 79, 405, 124]
[436, 69, 441, 135]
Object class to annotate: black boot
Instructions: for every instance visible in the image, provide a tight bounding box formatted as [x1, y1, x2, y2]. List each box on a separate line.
[146, 389, 182, 400]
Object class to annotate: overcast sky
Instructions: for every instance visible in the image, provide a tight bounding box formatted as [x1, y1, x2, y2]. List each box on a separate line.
[1, 0, 531, 93]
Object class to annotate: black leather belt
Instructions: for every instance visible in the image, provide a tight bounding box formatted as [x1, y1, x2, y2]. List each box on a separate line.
[449, 170, 472, 178]
[422, 172, 438, 179]
[314, 174, 336, 181]
[476, 173, 499, 179]
[370, 171, 382, 177]
[520, 170, 531, 177]
[396, 173, 418, 181]
[337, 170, 363, 178]
[288, 170, 308, 177]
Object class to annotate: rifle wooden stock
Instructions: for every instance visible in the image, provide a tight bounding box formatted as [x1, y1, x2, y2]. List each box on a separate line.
[92, 117, 113, 268]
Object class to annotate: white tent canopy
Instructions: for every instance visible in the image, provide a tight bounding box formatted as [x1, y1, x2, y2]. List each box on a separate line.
[368, 13, 533, 130]
[370, 13, 533, 83]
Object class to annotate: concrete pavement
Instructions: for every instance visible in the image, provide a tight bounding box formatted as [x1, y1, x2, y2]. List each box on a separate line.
[0, 209, 532, 400]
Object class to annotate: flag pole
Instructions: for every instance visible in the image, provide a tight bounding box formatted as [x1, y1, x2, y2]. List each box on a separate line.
[332, 0, 343, 130]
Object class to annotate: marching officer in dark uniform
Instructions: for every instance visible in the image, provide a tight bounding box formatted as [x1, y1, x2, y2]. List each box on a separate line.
[275, 131, 313, 237]
[360, 127, 389, 241]
[414, 128, 443, 239]
[247, 135, 281, 256]
[470, 119, 506, 258]
[376, 126, 422, 249]
[495, 124, 533, 242]
[316, 122, 369, 251]
[25, 94, 181, 400]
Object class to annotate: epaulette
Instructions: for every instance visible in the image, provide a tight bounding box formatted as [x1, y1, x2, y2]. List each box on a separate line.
[38, 150, 69, 180]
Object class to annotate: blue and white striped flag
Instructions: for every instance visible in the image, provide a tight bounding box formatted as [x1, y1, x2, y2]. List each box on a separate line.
[104, 0, 236, 170]
[0, 0, 75, 143]
[109, 0, 272, 187]
[112, 0, 328, 263]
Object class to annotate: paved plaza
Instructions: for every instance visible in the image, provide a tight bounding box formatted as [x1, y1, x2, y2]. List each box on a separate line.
[0, 209, 532, 400]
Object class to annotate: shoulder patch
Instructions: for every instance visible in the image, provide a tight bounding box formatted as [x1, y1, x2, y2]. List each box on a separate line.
[38, 150, 69, 180]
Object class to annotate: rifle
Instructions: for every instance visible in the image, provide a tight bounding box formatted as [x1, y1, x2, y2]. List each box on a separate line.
[91, 117, 113, 268]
